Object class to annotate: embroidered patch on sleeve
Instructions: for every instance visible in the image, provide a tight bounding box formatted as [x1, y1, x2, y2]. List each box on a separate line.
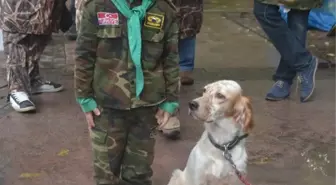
[144, 13, 165, 30]
[97, 12, 119, 26]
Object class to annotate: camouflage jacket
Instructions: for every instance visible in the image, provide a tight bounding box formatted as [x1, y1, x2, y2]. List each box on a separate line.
[0, 0, 64, 34]
[256, 0, 323, 10]
[75, 0, 180, 110]
[172, 0, 204, 39]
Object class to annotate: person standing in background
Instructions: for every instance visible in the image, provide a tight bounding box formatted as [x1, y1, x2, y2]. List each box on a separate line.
[65, 0, 78, 40]
[0, 0, 65, 112]
[152, 0, 204, 140]
[173, 0, 203, 85]
[253, 0, 322, 102]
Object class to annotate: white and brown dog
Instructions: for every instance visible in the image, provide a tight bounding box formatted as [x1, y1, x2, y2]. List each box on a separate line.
[167, 80, 254, 185]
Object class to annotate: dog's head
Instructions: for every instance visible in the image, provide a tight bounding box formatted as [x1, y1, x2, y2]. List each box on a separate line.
[188, 80, 254, 132]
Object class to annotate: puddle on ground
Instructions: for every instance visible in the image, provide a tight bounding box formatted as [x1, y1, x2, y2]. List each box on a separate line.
[247, 143, 335, 184]
[298, 143, 335, 184]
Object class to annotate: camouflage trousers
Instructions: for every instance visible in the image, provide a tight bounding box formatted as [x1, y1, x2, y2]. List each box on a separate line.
[90, 106, 158, 185]
[3, 32, 50, 93]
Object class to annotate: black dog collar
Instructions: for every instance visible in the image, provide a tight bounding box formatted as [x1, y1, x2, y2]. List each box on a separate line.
[208, 133, 249, 151]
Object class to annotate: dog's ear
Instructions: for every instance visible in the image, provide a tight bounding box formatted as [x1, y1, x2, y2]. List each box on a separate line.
[233, 96, 254, 132]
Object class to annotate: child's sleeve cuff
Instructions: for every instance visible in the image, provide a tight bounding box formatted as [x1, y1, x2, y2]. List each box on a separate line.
[76, 97, 97, 112]
[159, 101, 179, 114]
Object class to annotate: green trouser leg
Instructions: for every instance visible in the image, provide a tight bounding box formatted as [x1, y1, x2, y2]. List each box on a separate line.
[90, 107, 157, 185]
[120, 107, 157, 185]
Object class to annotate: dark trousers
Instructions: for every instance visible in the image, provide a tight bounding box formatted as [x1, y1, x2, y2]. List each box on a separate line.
[253, 0, 313, 84]
[70, 0, 76, 23]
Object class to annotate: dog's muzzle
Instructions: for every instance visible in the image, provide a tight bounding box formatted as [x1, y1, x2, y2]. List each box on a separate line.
[188, 101, 199, 111]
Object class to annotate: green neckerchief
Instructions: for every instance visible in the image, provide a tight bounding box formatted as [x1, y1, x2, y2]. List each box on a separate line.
[110, 0, 153, 98]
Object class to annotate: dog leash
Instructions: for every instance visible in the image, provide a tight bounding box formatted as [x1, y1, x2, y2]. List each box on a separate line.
[223, 149, 253, 185]
[208, 134, 253, 185]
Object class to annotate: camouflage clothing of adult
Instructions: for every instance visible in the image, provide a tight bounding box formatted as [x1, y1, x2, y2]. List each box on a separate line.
[3, 32, 50, 93]
[0, 0, 61, 93]
[91, 107, 157, 185]
[0, 0, 64, 34]
[256, 0, 323, 10]
[172, 0, 203, 39]
[75, 0, 180, 110]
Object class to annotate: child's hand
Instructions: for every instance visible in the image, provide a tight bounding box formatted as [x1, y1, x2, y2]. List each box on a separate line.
[155, 108, 171, 129]
[84, 108, 101, 129]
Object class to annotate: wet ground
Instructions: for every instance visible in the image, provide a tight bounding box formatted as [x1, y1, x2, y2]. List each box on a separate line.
[203, 0, 336, 67]
[0, 5, 335, 185]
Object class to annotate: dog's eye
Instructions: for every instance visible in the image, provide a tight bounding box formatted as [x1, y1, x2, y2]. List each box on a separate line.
[203, 88, 206, 93]
[215, 93, 226, 99]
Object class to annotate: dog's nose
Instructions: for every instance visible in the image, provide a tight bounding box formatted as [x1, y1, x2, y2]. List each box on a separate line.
[189, 101, 199, 110]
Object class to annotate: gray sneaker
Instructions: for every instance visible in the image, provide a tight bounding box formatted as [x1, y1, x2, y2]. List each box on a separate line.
[32, 81, 64, 94]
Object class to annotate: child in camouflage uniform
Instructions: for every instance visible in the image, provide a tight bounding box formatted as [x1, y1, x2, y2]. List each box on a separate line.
[76, 0, 182, 141]
[75, 0, 180, 184]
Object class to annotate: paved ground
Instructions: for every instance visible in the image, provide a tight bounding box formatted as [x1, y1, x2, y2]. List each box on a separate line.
[0, 10, 335, 185]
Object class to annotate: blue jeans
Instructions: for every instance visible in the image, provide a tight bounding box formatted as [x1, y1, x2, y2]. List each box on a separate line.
[253, 0, 313, 84]
[179, 36, 196, 72]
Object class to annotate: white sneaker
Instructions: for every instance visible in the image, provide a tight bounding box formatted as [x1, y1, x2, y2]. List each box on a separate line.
[9, 91, 36, 112]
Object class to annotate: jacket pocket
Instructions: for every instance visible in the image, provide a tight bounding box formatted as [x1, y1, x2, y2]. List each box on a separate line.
[97, 26, 122, 38]
[90, 127, 108, 145]
[141, 29, 165, 70]
[96, 26, 123, 59]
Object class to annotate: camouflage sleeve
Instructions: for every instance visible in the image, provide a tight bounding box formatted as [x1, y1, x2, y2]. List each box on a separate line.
[74, 0, 97, 99]
[162, 14, 180, 103]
